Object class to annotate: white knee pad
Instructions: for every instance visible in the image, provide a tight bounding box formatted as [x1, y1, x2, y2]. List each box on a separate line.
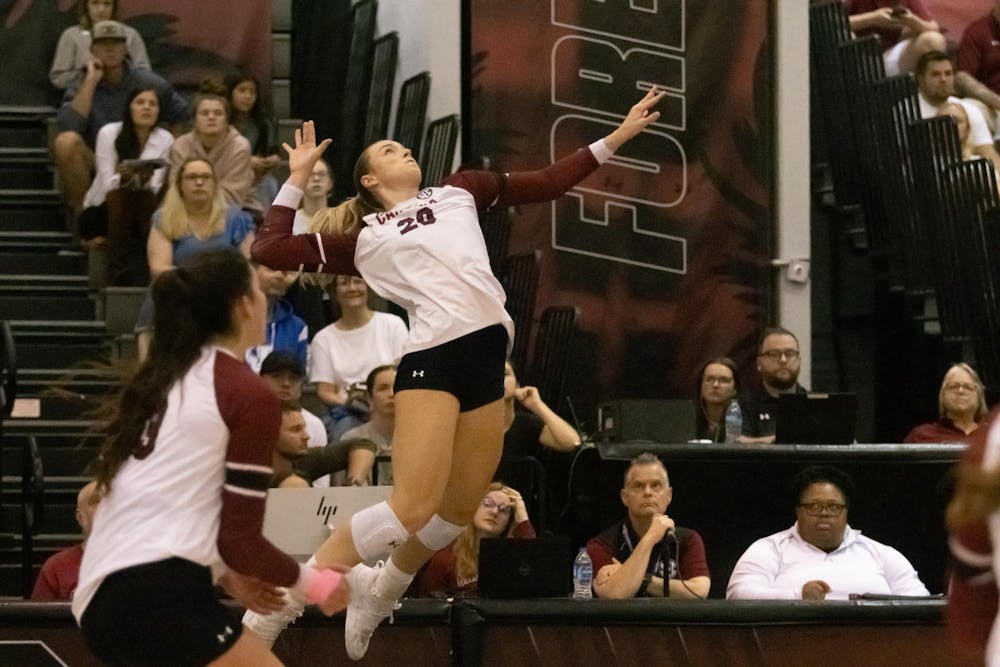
[415, 514, 464, 552]
[351, 501, 409, 565]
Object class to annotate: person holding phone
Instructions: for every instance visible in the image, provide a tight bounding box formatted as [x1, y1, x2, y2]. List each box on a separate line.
[844, 0, 945, 76]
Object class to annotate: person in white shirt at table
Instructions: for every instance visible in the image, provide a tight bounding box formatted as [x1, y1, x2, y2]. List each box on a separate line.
[727, 465, 929, 600]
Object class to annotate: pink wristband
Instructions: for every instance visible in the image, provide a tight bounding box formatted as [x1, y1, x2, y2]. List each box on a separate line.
[301, 566, 343, 604]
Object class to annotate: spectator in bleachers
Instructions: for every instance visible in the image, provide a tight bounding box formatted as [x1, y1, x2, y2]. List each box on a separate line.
[245, 263, 307, 374]
[412, 483, 535, 598]
[738, 327, 808, 444]
[844, 0, 945, 76]
[226, 71, 281, 206]
[283, 159, 338, 338]
[956, 2, 1000, 137]
[905, 363, 987, 444]
[53, 20, 188, 219]
[49, 0, 149, 90]
[31, 480, 99, 601]
[271, 403, 312, 488]
[727, 465, 929, 600]
[295, 159, 334, 234]
[500, 360, 580, 459]
[339, 364, 397, 486]
[586, 453, 710, 599]
[694, 357, 740, 442]
[915, 51, 1000, 175]
[309, 275, 408, 442]
[78, 86, 172, 285]
[135, 158, 255, 360]
[258, 350, 328, 451]
[168, 82, 259, 213]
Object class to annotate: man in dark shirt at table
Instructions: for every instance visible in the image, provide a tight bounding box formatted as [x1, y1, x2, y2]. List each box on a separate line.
[739, 327, 808, 444]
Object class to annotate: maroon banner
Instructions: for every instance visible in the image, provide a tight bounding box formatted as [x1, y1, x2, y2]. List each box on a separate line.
[468, 1, 773, 415]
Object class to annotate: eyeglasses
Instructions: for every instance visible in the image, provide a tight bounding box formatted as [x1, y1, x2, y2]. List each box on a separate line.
[944, 382, 977, 393]
[758, 349, 800, 361]
[703, 376, 734, 386]
[182, 173, 214, 182]
[480, 497, 511, 515]
[797, 502, 846, 516]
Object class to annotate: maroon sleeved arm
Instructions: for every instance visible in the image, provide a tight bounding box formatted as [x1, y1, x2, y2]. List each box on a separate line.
[214, 353, 300, 587]
[678, 530, 710, 579]
[250, 203, 361, 276]
[511, 520, 537, 539]
[443, 146, 601, 210]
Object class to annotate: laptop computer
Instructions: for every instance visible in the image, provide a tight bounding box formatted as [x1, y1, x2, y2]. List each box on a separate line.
[597, 399, 697, 443]
[774, 392, 858, 444]
[477, 536, 573, 599]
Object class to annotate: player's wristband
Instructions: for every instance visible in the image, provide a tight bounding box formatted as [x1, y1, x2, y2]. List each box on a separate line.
[298, 564, 344, 604]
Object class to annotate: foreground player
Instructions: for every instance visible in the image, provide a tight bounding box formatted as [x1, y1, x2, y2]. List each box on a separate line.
[72, 249, 348, 666]
[247, 89, 665, 659]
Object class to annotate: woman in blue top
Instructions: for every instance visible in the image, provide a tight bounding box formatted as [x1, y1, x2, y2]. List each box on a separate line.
[135, 158, 255, 359]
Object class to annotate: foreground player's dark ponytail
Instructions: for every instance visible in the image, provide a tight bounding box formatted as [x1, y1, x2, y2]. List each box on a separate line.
[92, 249, 254, 493]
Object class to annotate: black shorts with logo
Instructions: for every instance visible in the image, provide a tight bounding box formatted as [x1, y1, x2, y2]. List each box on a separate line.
[79, 558, 241, 667]
[394, 324, 508, 412]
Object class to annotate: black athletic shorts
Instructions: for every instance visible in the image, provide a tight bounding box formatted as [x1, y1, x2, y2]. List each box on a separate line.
[394, 324, 508, 412]
[79, 558, 241, 667]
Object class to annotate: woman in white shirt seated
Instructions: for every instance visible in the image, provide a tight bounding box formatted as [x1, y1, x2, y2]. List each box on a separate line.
[727, 465, 930, 600]
[78, 86, 173, 285]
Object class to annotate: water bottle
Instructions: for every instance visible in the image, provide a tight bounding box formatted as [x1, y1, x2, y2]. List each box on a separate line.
[573, 548, 593, 599]
[724, 400, 742, 444]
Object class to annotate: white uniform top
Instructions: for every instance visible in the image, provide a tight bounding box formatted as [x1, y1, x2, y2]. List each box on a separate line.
[309, 311, 408, 387]
[356, 185, 514, 355]
[726, 523, 930, 600]
[72, 347, 298, 622]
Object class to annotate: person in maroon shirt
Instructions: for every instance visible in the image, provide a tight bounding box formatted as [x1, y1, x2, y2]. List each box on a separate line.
[844, 0, 945, 76]
[587, 453, 710, 599]
[31, 481, 99, 601]
[904, 363, 988, 443]
[956, 2, 1000, 136]
[413, 483, 535, 598]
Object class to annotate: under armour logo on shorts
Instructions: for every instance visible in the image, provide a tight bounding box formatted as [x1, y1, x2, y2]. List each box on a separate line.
[412, 370, 425, 378]
[217, 625, 233, 644]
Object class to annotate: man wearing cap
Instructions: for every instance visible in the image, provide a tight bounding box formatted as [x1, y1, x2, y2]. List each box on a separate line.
[53, 20, 189, 217]
[259, 351, 328, 452]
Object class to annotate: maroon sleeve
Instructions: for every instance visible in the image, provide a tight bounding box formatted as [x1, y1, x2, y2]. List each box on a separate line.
[414, 547, 456, 597]
[214, 354, 300, 587]
[678, 530, 710, 579]
[442, 147, 601, 210]
[586, 534, 616, 574]
[956, 21, 985, 78]
[30, 560, 61, 601]
[250, 203, 361, 276]
[511, 520, 536, 539]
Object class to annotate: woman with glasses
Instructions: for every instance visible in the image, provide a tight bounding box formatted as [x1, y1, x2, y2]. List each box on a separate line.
[134, 158, 255, 360]
[694, 357, 740, 442]
[727, 465, 929, 600]
[412, 483, 534, 598]
[905, 363, 988, 444]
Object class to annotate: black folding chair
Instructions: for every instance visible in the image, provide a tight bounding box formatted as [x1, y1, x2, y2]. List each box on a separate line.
[362, 32, 399, 147]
